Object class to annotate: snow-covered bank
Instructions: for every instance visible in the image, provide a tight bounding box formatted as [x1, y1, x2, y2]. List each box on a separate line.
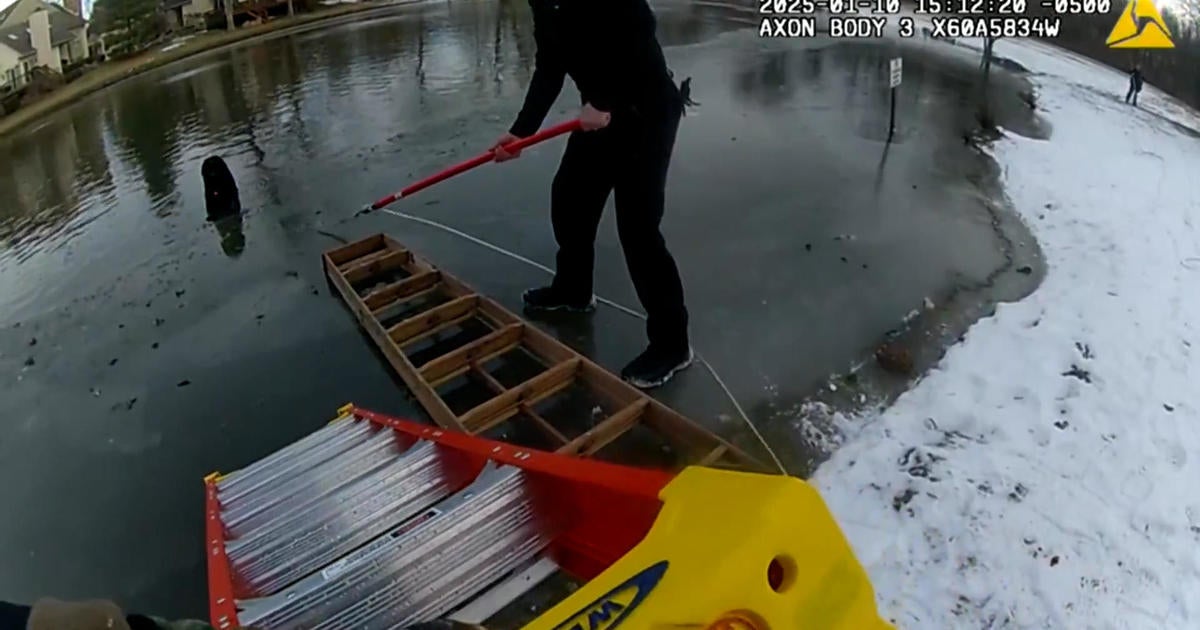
[815, 39, 1200, 629]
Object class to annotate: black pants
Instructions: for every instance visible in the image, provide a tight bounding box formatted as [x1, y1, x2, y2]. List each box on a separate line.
[1126, 85, 1139, 105]
[548, 101, 688, 352]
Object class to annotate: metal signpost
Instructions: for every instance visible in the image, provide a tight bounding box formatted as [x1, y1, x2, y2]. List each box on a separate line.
[888, 57, 902, 142]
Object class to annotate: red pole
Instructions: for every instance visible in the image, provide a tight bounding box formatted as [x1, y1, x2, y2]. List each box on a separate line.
[367, 118, 582, 212]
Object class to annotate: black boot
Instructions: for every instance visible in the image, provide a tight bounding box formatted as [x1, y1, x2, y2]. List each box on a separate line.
[522, 286, 596, 313]
[620, 345, 694, 389]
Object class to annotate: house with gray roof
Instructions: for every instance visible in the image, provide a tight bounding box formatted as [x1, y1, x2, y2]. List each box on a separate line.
[0, 0, 89, 91]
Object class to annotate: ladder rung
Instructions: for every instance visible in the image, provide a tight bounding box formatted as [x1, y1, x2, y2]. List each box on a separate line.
[326, 234, 385, 266]
[217, 416, 357, 492]
[471, 378, 577, 435]
[344, 249, 412, 284]
[374, 285, 444, 324]
[524, 407, 569, 445]
[557, 399, 648, 456]
[236, 466, 535, 628]
[403, 314, 479, 351]
[469, 365, 569, 445]
[388, 295, 480, 345]
[229, 442, 451, 595]
[421, 324, 525, 387]
[340, 246, 399, 272]
[365, 270, 442, 312]
[460, 359, 581, 432]
[472, 364, 507, 394]
[698, 444, 729, 467]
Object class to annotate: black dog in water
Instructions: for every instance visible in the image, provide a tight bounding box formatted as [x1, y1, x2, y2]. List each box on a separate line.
[202, 155, 245, 257]
[201, 156, 241, 220]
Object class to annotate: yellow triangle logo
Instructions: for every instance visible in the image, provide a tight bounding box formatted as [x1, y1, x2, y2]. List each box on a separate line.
[1106, 0, 1174, 48]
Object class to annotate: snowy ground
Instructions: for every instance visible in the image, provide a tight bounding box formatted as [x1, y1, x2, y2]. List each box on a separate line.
[814, 38, 1200, 629]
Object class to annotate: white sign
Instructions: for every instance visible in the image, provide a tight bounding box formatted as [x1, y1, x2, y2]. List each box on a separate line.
[889, 57, 903, 88]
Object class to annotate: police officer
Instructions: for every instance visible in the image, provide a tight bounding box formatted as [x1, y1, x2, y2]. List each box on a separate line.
[491, 0, 692, 389]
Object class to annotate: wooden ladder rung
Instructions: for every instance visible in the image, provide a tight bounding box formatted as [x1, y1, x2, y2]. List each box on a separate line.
[460, 358, 581, 432]
[420, 324, 525, 387]
[326, 234, 385, 266]
[523, 408, 570, 445]
[343, 249, 412, 285]
[374, 285, 444, 324]
[469, 364, 569, 445]
[339, 246, 398, 272]
[557, 399, 648, 456]
[698, 445, 729, 467]
[388, 295, 480, 346]
[365, 270, 442, 312]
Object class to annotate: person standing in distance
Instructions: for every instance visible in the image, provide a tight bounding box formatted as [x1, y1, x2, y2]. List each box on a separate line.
[491, 0, 692, 389]
[1125, 64, 1144, 106]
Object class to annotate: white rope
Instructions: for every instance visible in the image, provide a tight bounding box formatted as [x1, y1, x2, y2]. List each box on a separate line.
[378, 207, 790, 475]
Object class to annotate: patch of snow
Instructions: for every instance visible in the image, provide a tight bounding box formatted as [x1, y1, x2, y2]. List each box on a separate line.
[791, 400, 854, 454]
[815, 38, 1200, 629]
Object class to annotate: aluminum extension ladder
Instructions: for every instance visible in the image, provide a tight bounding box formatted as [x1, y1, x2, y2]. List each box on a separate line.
[207, 412, 560, 629]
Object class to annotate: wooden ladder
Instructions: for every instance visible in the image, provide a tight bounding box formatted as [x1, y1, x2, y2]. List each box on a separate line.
[323, 234, 762, 471]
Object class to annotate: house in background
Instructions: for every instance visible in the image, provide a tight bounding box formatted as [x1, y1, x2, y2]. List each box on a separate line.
[164, 0, 217, 31]
[0, 0, 89, 90]
[0, 24, 34, 90]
